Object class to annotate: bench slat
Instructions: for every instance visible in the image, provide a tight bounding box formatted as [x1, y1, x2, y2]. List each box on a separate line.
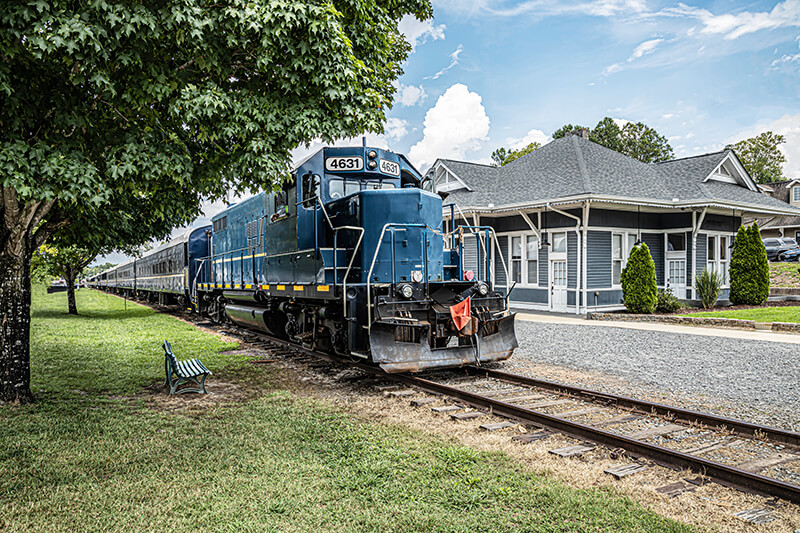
[187, 359, 202, 376]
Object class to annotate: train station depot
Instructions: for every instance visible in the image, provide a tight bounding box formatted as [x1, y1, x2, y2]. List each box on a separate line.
[430, 131, 800, 313]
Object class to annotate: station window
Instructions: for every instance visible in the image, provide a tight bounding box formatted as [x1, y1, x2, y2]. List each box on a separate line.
[612, 233, 638, 285]
[706, 235, 729, 284]
[667, 233, 686, 252]
[506, 233, 539, 286]
[329, 179, 361, 199]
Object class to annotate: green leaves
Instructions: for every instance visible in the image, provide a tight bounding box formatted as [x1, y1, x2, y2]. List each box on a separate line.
[551, 117, 673, 163]
[727, 132, 786, 184]
[729, 223, 770, 305]
[2, 0, 429, 253]
[620, 243, 658, 314]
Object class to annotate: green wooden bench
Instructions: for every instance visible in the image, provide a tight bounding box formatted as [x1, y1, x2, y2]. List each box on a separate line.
[163, 340, 212, 395]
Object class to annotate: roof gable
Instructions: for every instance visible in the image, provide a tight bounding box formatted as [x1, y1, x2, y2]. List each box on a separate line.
[701, 151, 758, 191]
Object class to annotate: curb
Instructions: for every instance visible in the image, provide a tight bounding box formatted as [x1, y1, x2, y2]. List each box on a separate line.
[586, 312, 800, 334]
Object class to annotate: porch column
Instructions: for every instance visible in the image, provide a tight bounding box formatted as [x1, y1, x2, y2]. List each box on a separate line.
[691, 208, 708, 300]
[582, 201, 590, 314]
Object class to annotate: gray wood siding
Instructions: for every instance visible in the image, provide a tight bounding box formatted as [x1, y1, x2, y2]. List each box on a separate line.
[539, 241, 549, 286]
[695, 234, 707, 277]
[494, 235, 508, 286]
[686, 231, 693, 291]
[642, 232, 664, 286]
[568, 232, 577, 289]
[587, 231, 611, 289]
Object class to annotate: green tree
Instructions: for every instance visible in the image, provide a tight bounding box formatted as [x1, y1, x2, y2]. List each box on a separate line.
[729, 223, 770, 305]
[552, 124, 589, 139]
[619, 121, 673, 163]
[726, 132, 786, 184]
[491, 142, 540, 166]
[83, 263, 117, 279]
[551, 117, 673, 163]
[620, 243, 658, 314]
[0, 0, 430, 404]
[33, 245, 96, 315]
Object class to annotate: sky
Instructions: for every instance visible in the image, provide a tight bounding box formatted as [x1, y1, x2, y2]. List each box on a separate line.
[94, 0, 800, 266]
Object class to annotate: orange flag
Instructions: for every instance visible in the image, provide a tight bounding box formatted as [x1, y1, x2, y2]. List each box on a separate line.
[450, 296, 471, 331]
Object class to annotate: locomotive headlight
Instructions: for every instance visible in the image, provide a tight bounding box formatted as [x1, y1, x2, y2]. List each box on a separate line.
[399, 284, 414, 299]
[477, 282, 489, 296]
[368, 150, 378, 159]
[411, 270, 423, 283]
[368, 160, 378, 170]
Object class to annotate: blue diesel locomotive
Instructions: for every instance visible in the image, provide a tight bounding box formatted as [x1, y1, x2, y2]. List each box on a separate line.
[90, 144, 517, 373]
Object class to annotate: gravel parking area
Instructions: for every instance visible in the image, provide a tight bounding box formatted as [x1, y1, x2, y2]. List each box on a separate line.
[502, 319, 800, 431]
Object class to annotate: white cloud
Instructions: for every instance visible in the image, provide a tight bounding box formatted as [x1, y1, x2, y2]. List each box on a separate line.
[507, 128, 551, 150]
[770, 36, 800, 69]
[662, 113, 675, 119]
[383, 117, 408, 140]
[408, 84, 491, 171]
[664, 0, 800, 40]
[474, 0, 647, 18]
[603, 38, 664, 75]
[425, 45, 463, 80]
[395, 83, 427, 106]
[602, 63, 622, 75]
[628, 38, 664, 60]
[728, 113, 800, 178]
[398, 16, 445, 51]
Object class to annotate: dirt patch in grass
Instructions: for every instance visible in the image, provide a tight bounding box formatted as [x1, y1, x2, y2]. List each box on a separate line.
[771, 262, 800, 288]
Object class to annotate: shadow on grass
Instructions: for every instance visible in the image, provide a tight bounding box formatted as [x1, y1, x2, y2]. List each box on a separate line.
[32, 307, 153, 320]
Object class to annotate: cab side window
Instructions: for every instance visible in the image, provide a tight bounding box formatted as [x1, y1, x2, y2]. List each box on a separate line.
[302, 173, 320, 208]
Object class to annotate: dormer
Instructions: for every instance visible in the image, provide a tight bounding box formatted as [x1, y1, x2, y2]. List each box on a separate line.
[785, 179, 800, 206]
[703, 152, 758, 192]
[432, 161, 472, 193]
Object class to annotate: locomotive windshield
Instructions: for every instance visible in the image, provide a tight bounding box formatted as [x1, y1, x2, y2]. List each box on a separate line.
[328, 178, 396, 199]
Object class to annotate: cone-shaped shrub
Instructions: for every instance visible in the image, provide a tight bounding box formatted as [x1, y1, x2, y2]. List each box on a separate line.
[729, 222, 770, 305]
[621, 242, 658, 313]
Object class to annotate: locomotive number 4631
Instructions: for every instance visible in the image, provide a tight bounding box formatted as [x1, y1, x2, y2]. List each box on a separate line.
[379, 159, 400, 176]
[325, 156, 363, 171]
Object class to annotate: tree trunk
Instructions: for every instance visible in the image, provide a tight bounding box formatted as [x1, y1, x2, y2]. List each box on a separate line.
[65, 268, 77, 315]
[0, 248, 34, 404]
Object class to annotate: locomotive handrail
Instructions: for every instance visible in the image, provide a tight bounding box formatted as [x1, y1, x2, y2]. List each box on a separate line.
[366, 223, 446, 337]
[315, 196, 364, 320]
[443, 224, 512, 298]
[191, 258, 206, 305]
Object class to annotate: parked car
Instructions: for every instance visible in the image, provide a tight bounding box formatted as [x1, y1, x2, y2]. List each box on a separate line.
[763, 237, 799, 261]
[781, 247, 800, 262]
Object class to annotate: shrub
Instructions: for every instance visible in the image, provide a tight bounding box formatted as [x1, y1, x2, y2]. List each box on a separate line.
[620, 242, 657, 313]
[729, 222, 770, 305]
[655, 289, 681, 313]
[695, 268, 723, 309]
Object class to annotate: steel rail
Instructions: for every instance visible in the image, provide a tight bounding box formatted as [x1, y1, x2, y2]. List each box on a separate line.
[387, 372, 800, 504]
[462, 366, 800, 449]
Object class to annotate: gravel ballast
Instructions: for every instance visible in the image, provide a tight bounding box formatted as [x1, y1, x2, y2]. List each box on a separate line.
[502, 319, 800, 431]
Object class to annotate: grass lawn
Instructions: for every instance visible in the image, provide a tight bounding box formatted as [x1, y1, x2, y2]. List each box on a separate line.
[0, 288, 693, 532]
[681, 305, 800, 323]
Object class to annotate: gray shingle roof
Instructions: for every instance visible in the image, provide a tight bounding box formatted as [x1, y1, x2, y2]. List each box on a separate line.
[436, 136, 800, 215]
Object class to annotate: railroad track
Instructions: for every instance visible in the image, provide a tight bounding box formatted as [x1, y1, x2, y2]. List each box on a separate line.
[155, 301, 800, 512]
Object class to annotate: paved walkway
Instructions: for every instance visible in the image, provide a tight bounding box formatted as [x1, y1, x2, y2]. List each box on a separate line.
[514, 310, 800, 345]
